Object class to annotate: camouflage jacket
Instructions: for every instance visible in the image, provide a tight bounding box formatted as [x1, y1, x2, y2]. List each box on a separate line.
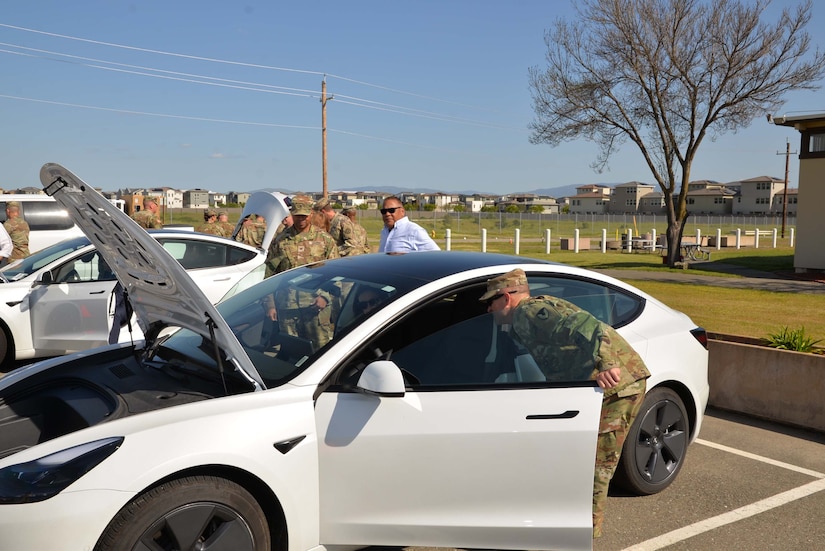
[131, 210, 162, 229]
[4, 217, 30, 259]
[511, 295, 650, 398]
[328, 213, 360, 256]
[351, 221, 371, 254]
[236, 219, 267, 248]
[196, 222, 227, 237]
[265, 225, 339, 278]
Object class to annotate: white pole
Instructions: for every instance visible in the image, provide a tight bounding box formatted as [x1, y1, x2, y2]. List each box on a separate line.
[481, 228, 487, 253]
[627, 229, 633, 253]
[545, 229, 551, 254]
[736, 228, 741, 249]
[755, 227, 760, 249]
[790, 227, 795, 247]
[650, 228, 657, 252]
[574, 228, 580, 253]
[772, 228, 778, 248]
[514, 229, 520, 255]
[601, 228, 607, 253]
[716, 228, 721, 250]
[445, 228, 451, 251]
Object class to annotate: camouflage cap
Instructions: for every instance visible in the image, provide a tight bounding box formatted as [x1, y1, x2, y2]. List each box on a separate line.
[479, 268, 529, 301]
[217, 210, 228, 217]
[290, 194, 313, 216]
[6, 201, 20, 209]
[145, 196, 160, 205]
[313, 197, 331, 211]
[204, 208, 217, 217]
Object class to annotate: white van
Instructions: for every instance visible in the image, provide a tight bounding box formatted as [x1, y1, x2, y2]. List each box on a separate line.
[0, 195, 124, 253]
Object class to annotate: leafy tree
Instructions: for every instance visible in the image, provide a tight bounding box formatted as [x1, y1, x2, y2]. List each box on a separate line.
[528, 205, 545, 214]
[453, 204, 466, 213]
[528, 0, 825, 266]
[423, 204, 437, 211]
[505, 205, 521, 214]
[481, 205, 497, 213]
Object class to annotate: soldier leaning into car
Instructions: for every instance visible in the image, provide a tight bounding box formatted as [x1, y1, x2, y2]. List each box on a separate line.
[4, 201, 30, 260]
[481, 268, 650, 539]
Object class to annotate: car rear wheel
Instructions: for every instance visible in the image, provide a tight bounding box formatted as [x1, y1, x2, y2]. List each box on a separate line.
[95, 475, 271, 551]
[614, 387, 689, 495]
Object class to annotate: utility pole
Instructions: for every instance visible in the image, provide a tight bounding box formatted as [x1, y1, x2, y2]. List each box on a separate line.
[320, 77, 333, 199]
[777, 139, 797, 238]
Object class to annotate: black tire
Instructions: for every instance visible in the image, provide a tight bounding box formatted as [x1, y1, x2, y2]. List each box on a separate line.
[95, 475, 271, 551]
[0, 328, 10, 369]
[614, 387, 690, 495]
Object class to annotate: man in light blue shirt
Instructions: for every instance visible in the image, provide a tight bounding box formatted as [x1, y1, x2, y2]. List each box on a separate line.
[378, 196, 440, 253]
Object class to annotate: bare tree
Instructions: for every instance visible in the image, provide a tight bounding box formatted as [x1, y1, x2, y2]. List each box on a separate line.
[529, 0, 825, 266]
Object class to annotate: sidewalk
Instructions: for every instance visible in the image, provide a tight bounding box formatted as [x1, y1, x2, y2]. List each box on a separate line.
[596, 262, 825, 294]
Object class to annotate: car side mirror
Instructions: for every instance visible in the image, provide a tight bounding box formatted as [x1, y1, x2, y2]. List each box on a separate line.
[356, 360, 405, 397]
[35, 271, 54, 286]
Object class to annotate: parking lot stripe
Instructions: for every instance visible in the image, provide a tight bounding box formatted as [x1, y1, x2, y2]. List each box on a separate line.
[622, 477, 825, 550]
[696, 438, 825, 478]
[621, 440, 825, 550]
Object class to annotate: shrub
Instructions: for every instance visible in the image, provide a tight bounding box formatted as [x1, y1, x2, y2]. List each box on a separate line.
[766, 326, 822, 353]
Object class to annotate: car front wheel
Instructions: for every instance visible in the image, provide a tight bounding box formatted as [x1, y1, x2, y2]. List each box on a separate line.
[95, 475, 271, 551]
[614, 386, 690, 495]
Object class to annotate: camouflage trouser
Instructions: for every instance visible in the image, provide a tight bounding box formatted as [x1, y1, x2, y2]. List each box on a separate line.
[593, 380, 646, 538]
[278, 306, 334, 350]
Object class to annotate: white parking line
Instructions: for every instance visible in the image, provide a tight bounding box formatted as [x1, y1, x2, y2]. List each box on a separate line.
[695, 438, 825, 478]
[621, 439, 825, 550]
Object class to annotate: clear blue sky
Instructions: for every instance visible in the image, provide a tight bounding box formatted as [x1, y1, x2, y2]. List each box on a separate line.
[1, 1, 823, 195]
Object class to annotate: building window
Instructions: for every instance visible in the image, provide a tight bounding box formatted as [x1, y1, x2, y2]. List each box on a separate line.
[800, 130, 825, 159]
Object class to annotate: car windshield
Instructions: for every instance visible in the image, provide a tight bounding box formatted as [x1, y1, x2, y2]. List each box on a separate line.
[155, 261, 423, 388]
[0, 236, 90, 281]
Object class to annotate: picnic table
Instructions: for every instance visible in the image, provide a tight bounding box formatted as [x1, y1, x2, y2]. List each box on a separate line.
[680, 242, 711, 261]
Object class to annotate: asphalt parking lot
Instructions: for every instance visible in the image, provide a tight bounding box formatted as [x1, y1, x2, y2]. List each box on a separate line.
[367, 407, 825, 551]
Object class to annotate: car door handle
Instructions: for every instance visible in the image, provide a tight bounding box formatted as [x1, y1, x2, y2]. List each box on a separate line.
[89, 290, 107, 294]
[526, 410, 579, 420]
[213, 277, 231, 281]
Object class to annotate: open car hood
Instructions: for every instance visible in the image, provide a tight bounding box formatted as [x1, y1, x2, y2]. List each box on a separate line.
[231, 191, 291, 251]
[39, 163, 267, 389]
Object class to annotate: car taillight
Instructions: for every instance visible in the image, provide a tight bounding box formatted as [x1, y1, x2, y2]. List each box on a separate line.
[690, 327, 708, 349]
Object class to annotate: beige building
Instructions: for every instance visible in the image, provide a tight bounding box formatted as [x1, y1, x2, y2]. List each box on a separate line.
[772, 112, 825, 272]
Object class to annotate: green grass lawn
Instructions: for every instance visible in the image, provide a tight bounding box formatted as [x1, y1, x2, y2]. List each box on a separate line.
[166, 208, 820, 343]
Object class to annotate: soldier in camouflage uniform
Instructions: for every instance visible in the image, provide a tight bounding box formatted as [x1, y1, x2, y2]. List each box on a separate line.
[196, 209, 226, 236]
[315, 198, 360, 256]
[217, 211, 235, 236]
[480, 268, 650, 539]
[131, 196, 162, 229]
[263, 195, 340, 349]
[4, 201, 30, 260]
[342, 207, 371, 255]
[236, 214, 267, 248]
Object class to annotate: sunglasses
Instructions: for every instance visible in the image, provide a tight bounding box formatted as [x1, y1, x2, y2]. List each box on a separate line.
[380, 207, 402, 215]
[486, 290, 516, 307]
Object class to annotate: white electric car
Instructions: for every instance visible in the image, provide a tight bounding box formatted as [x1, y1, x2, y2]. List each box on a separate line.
[0, 164, 708, 550]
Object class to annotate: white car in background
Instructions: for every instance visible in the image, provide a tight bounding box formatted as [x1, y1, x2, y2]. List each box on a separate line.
[0, 164, 708, 550]
[0, 193, 287, 367]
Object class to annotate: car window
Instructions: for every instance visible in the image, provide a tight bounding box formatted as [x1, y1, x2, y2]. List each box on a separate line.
[159, 239, 227, 270]
[528, 276, 643, 327]
[52, 251, 115, 283]
[0, 201, 75, 231]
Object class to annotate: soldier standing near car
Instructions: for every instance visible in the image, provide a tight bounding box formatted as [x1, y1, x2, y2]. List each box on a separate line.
[197, 209, 225, 236]
[263, 195, 340, 349]
[316, 198, 361, 256]
[4, 201, 30, 260]
[131, 196, 162, 229]
[480, 268, 650, 539]
[217, 211, 235, 236]
[343, 207, 371, 254]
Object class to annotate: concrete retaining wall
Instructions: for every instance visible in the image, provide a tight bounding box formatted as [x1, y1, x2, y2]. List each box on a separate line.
[708, 339, 825, 432]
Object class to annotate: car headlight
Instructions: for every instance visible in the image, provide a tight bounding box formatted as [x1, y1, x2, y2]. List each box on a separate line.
[0, 436, 123, 504]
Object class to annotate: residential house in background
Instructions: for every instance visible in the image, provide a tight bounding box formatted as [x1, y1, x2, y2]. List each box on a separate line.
[607, 182, 655, 214]
[183, 189, 210, 209]
[638, 191, 666, 214]
[227, 192, 251, 205]
[731, 175, 785, 215]
[567, 192, 609, 214]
